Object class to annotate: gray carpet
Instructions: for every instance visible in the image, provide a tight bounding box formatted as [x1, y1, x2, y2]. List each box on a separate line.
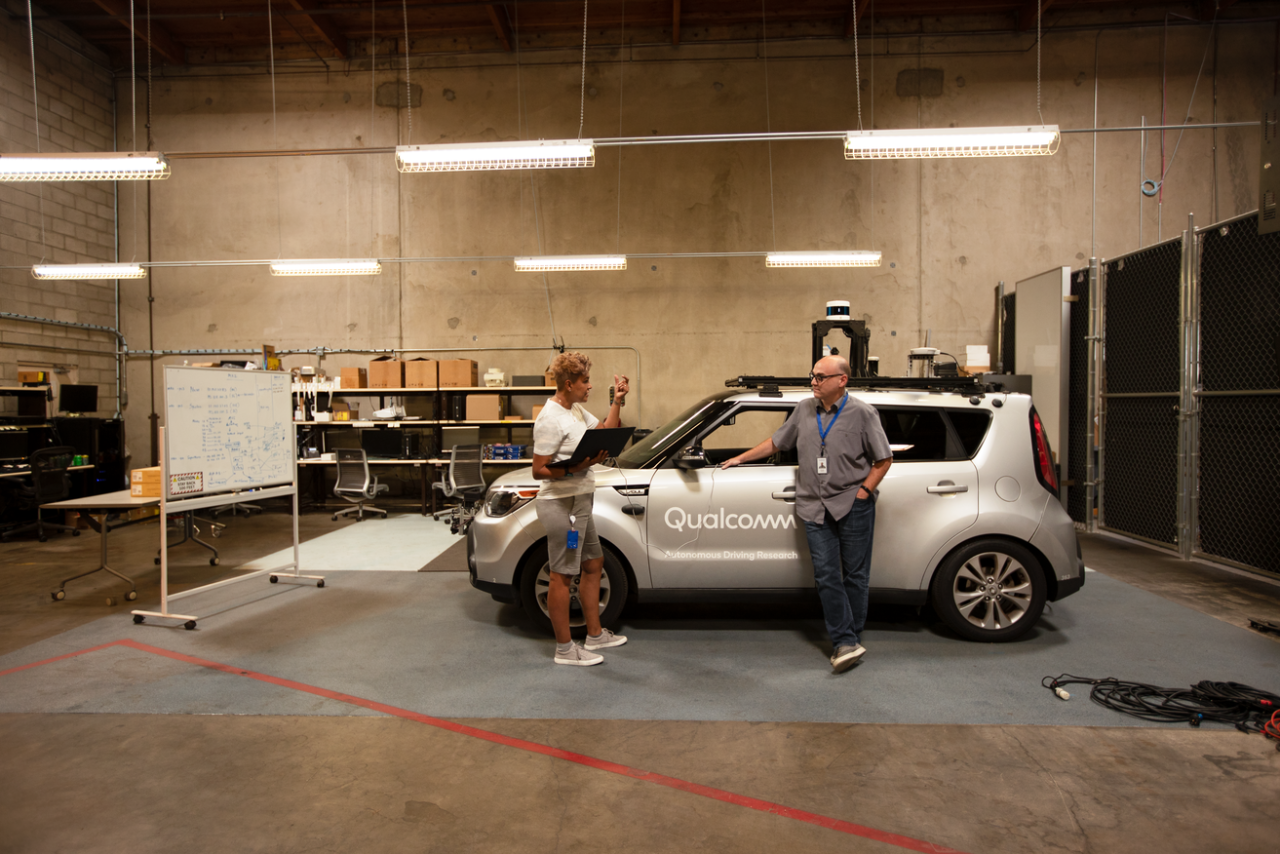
[1, 568, 1277, 729]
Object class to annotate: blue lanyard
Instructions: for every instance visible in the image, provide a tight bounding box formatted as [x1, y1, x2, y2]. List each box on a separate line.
[816, 394, 848, 452]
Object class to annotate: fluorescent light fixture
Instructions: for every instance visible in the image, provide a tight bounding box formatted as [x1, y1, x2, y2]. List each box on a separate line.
[269, 259, 382, 277]
[765, 251, 882, 268]
[514, 255, 627, 272]
[844, 126, 1060, 160]
[397, 139, 596, 173]
[31, 263, 147, 280]
[0, 152, 170, 181]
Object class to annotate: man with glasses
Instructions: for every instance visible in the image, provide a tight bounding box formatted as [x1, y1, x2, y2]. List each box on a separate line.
[721, 355, 892, 673]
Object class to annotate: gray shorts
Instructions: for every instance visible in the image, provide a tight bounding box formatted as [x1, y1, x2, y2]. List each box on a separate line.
[536, 492, 602, 575]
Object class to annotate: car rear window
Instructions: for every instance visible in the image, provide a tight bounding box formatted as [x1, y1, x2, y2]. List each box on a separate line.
[874, 407, 991, 461]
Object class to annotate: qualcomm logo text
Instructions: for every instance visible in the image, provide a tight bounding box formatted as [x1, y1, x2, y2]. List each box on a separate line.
[664, 507, 797, 533]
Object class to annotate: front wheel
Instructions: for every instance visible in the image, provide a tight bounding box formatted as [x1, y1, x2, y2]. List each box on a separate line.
[930, 539, 1046, 642]
[518, 542, 628, 638]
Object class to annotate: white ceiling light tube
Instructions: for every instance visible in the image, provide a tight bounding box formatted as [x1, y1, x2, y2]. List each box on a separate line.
[31, 263, 147, 280]
[0, 152, 171, 182]
[765, 251, 882, 268]
[397, 139, 596, 173]
[514, 255, 626, 272]
[844, 126, 1060, 160]
[269, 259, 383, 276]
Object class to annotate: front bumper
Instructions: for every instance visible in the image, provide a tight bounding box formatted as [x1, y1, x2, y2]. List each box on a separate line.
[467, 524, 518, 603]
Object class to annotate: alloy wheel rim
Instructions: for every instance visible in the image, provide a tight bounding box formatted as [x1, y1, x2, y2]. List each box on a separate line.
[951, 551, 1033, 630]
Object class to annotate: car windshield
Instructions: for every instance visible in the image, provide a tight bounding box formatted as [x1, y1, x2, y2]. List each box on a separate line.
[615, 396, 730, 468]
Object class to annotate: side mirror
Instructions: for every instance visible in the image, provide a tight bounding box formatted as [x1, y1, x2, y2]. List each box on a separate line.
[675, 446, 707, 470]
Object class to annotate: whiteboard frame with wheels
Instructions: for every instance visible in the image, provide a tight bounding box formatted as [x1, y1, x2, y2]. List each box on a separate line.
[131, 366, 324, 630]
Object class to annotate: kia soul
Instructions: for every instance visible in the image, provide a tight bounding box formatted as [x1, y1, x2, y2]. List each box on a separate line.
[468, 379, 1084, 642]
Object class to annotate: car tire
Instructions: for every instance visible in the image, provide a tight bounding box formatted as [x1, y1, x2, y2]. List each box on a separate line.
[518, 541, 628, 638]
[930, 538, 1047, 642]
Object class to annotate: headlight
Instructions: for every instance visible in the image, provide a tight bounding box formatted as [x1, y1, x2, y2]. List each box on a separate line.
[485, 488, 539, 517]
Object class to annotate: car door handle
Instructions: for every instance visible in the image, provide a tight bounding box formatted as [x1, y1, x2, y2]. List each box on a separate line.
[622, 505, 645, 516]
[926, 483, 969, 494]
[771, 490, 796, 501]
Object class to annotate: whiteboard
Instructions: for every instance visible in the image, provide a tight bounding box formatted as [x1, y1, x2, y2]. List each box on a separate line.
[163, 366, 294, 499]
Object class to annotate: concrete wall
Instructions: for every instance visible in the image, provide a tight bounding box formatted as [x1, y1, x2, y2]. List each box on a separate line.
[100, 20, 1269, 458]
[0, 1, 118, 421]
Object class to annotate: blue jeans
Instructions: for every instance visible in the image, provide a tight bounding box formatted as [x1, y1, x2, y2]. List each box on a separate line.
[803, 499, 875, 649]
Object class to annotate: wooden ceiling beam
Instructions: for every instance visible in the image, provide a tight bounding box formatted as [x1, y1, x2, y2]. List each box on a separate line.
[285, 0, 348, 58]
[487, 4, 514, 52]
[90, 0, 185, 65]
[1017, 0, 1055, 33]
[843, 0, 872, 38]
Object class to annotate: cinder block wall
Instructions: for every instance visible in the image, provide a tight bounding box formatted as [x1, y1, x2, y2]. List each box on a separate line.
[0, 0, 118, 420]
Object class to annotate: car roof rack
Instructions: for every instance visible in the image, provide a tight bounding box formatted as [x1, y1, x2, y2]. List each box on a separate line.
[726, 375, 998, 395]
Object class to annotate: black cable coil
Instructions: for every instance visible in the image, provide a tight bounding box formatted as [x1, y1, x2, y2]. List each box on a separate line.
[1041, 674, 1280, 748]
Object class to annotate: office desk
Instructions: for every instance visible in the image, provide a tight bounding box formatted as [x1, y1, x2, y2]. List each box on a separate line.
[0, 463, 95, 479]
[41, 489, 160, 604]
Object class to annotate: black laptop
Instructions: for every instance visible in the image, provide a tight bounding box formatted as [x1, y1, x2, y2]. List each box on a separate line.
[546, 427, 636, 469]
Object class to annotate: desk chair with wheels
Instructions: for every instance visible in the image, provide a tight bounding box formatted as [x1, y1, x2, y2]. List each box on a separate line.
[432, 444, 486, 533]
[333, 448, 388, 521]
[1, 446, 81, 542]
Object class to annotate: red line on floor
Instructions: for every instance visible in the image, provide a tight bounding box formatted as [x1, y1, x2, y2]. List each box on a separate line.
[6, 638, 969, 854]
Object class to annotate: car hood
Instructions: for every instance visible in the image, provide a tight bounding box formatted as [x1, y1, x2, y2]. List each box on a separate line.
[490, 465, 651, 492]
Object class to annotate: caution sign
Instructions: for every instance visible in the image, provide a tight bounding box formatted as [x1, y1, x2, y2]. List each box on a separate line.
[170, 472, 203, 496]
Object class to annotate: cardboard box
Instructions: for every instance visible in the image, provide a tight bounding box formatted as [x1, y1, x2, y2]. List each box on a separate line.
[438, 359, 479, 388]
[340, 367, 368, 389]
[404, 359, 438, 389]
[544, 370, 556, 387]
[17, 371, 47, 384]
[532, 404, 545, 420]
[368, 357, 404, 389]
[129, 466, 162, 498]
[466, 395, 506, 421]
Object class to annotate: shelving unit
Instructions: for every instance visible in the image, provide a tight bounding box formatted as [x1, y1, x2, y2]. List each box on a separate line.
[292, 383, 551, 514]
[0, 385, 52, 420]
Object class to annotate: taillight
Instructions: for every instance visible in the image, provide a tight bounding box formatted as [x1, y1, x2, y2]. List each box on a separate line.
[1030, 409, 1058, 495]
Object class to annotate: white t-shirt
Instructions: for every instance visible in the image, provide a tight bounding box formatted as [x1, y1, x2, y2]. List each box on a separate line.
[533, 399, 599, 498]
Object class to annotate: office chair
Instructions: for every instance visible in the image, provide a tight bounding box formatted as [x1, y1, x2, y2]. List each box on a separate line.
[432, 444, 486, 533]
[0, 446, 82, 543]
[333, 448, 388, 521]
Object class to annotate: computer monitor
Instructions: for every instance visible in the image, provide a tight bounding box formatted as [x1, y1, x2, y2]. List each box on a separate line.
[58, 384, 98, 414]
[0, 431, 28, 462]
[360, 428, 403, 459]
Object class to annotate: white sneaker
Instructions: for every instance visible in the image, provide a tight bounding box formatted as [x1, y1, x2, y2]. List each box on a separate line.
[830, 644, 866, 673]
[583, 628, 628, 650]
[554, 643, 604, 666]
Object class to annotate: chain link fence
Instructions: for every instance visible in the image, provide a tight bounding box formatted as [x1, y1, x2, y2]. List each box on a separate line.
[1195, 214, 1280, 574]
[1099, 239, 1182, 547]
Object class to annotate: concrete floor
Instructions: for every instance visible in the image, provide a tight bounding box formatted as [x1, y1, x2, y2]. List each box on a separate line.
[2, 512, 1279, 854]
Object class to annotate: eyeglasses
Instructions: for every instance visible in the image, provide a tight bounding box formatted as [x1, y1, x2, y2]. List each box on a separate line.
[808, 372, 841, 383]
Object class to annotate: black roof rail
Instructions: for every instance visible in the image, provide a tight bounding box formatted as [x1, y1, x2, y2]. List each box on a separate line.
[726, 375, 1001, 394]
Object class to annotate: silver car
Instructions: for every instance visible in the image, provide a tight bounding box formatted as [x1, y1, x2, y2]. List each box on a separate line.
[468, 379, 1084, 642]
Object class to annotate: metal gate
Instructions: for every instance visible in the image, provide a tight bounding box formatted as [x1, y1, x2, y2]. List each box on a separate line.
[1066, 268, 1091, 525]
[1194, 214, 1280, 573]
[1098, 239, 1183, 548]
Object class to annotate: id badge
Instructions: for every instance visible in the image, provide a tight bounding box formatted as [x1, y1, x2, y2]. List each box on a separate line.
[816, 456, 829, 475]
[567, 514, 579, 550]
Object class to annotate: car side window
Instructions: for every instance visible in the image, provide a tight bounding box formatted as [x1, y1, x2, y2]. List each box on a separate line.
[946, 410, 992, 458]
[699, 407, 797, 466]
[875, 407, 952, 461]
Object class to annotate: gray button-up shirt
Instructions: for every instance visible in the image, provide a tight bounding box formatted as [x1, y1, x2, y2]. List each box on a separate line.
[772, 393, 893, 525]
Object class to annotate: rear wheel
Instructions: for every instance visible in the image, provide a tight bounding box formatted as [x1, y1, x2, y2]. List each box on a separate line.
[518, 541, 628, 638]
[930, 539, 1046, 642]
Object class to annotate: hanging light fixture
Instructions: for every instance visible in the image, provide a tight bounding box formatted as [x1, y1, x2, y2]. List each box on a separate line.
[0, 152, 171, 182]
[31, 263, 148, 280]
[269, 259, 383, 276]
[765, 251, 881, 268]
[397, 140, 596, 173]
[514, 255, 626, 272]
[844, 126, 1060, 160]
